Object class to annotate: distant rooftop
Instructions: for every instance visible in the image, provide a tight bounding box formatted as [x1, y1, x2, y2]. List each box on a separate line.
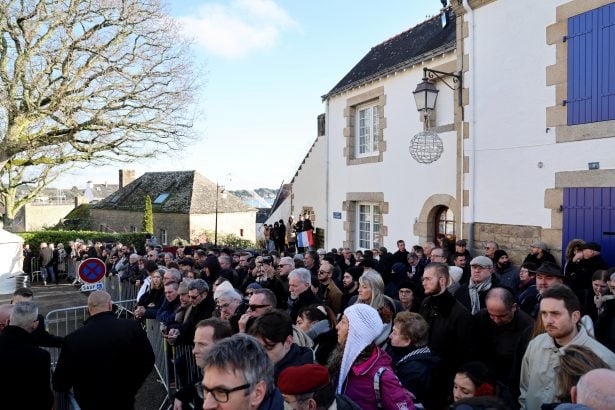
[92, 171, 252, 214]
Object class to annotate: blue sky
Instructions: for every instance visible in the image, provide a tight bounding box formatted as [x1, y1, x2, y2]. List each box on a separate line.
[53, 0, 443, 190]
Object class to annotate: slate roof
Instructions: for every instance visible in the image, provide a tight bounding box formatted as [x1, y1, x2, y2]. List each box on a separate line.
[268, 183, 292, 216]
[88, 183, 119, 200]
[92, 171, 252, 214]
[322, 9, 456, 99]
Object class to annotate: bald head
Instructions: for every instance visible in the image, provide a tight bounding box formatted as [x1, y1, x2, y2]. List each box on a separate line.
[575, 368, 615, 409]
[87, 291, 112, 315]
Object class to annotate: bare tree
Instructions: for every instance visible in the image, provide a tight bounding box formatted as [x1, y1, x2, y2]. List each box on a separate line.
[0, 0, 200, 225]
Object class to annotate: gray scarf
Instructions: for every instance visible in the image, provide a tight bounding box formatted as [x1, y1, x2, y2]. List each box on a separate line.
[468, 277, 492, 314]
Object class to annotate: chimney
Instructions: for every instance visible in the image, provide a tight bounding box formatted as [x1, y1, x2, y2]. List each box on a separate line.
[119, 169, 136, 189]
[317, 113, 325, 137]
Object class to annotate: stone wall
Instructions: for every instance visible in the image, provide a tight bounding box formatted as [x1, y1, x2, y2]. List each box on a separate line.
[470, 222, 561, 266]
[14, 204, 76, 232]
[89, 209, 189, 245]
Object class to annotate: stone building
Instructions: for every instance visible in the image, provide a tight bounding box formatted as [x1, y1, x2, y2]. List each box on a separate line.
[90, 170, 256, 245]
[297, 0, 615, 266]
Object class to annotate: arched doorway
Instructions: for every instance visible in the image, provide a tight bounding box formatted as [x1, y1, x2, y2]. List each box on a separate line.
[434, 206, 456, 245]
[414, 194, 460, 245]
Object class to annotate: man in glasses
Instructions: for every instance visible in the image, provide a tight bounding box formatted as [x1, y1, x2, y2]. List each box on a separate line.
[316, 260, 342, 315]
[238, 289, 277, 333]
[202, 333, 284, 409]
[167, 279, 215, 345]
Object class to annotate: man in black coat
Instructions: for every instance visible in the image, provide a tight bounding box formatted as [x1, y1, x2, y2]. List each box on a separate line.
[287, 268, 321, 322]
[474, 287, 534, 401]
[0, 301, 53, 409]
[53, 291, 155, 410]
[420, 263, 475, 409]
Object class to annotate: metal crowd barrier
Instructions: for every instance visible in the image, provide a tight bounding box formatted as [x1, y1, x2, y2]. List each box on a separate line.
[144, 319, 201, 410]
[45, 299, 199, 410]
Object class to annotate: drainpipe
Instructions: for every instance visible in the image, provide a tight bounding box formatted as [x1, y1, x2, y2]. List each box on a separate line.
[462, 0, 477, 252]
[324, 101, 330, 250]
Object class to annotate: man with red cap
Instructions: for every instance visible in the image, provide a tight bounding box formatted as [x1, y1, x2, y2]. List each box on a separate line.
[277, 364, 360, 410]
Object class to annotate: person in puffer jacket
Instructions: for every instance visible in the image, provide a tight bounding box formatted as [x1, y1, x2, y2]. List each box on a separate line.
[328, 303, 415, 410]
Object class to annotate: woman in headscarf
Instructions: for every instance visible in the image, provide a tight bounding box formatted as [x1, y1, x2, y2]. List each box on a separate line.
[328, 304, 415, 410]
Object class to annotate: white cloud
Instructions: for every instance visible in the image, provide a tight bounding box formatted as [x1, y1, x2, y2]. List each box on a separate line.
[176, 0, 297, 59]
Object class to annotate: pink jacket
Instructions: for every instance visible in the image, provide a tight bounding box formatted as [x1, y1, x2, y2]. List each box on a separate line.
[342, 347, 415, 410]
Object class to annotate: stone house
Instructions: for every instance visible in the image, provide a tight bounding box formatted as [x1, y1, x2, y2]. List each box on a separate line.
[300, 0, 615, 266]
[90, 171, 256, 245]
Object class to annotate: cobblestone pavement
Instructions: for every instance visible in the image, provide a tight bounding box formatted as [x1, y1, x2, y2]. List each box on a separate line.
[0, 281, 167, 410]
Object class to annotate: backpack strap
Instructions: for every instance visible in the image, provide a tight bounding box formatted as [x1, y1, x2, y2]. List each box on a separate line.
[373, 367, 387, 409]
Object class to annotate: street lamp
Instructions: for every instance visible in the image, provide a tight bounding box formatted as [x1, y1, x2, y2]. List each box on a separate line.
[410, 67, 462, 164]
[214, 183, 226, 246]
[413, 76, 439, 129]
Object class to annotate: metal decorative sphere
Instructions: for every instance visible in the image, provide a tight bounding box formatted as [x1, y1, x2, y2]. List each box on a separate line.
[409, 130, 444, 164]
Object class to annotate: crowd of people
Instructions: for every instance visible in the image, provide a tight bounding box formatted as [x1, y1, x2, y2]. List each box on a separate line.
[5, 235, 615, 409]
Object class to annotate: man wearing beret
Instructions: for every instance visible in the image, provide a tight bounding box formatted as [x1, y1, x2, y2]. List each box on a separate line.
[277, 364, 360, 410]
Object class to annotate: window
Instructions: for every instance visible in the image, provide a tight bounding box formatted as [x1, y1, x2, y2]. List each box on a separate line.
[358, 204, 381, 249]
[154, 193, 170, 204]
[130, 226, 136, 233]
[567, 3, 615, 125]
[160, 229, 167, 245]
[356, 103, 379, 156]
[435, 206, 455, 239]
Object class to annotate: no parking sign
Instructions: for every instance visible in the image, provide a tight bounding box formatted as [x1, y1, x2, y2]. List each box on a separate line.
[79, 258, 106, 284]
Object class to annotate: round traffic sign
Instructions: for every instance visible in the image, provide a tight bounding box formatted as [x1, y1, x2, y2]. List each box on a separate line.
[78, 258, 106, 284]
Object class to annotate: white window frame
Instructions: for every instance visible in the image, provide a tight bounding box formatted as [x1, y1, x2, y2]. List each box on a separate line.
[160, 229, 167, 245]
[357, 203, 381, 249]
[355, 102, 379, 157]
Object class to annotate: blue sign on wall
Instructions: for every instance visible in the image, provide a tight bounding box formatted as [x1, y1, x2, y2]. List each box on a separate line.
[333, 212, 342, 220]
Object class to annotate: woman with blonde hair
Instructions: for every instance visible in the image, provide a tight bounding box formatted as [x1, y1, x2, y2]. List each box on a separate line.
[354, 271, 398, 345]
[552, 344, 609, 405]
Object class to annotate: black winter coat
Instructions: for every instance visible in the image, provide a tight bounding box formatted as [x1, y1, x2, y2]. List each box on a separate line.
[53, 311, 155, 410]
[0, 326, 53, 409]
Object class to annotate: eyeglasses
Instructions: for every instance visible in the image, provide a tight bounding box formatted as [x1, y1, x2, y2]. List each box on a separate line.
[318, 270, 330, 275]
[189, 294, 203, 300]
[248, 304, 271, 311]
[216, 302, 231, 310]
[245, 291, 254, 297]
[201, 383, 251, 403]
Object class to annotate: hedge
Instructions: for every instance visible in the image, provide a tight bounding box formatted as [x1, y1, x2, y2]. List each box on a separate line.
[18, 230, 149, 256]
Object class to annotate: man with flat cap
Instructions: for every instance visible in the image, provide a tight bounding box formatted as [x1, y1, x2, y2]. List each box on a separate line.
[454, 256, 498, 315]
[523, 241, 557, 266]
[527, 261, 565, 318]
[277, 364, 360, 410]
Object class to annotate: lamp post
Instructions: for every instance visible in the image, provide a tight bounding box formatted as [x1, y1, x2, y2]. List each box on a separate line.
[214, 183, 225, 246]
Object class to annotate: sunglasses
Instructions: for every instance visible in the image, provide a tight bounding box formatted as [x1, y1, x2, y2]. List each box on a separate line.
[248, 304, 271, 311]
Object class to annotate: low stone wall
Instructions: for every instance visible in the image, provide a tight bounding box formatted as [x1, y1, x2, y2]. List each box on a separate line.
[470, 222, 562, 266]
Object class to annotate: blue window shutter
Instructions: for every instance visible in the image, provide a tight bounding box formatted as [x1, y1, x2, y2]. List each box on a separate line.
[567, 3, 615, 125]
